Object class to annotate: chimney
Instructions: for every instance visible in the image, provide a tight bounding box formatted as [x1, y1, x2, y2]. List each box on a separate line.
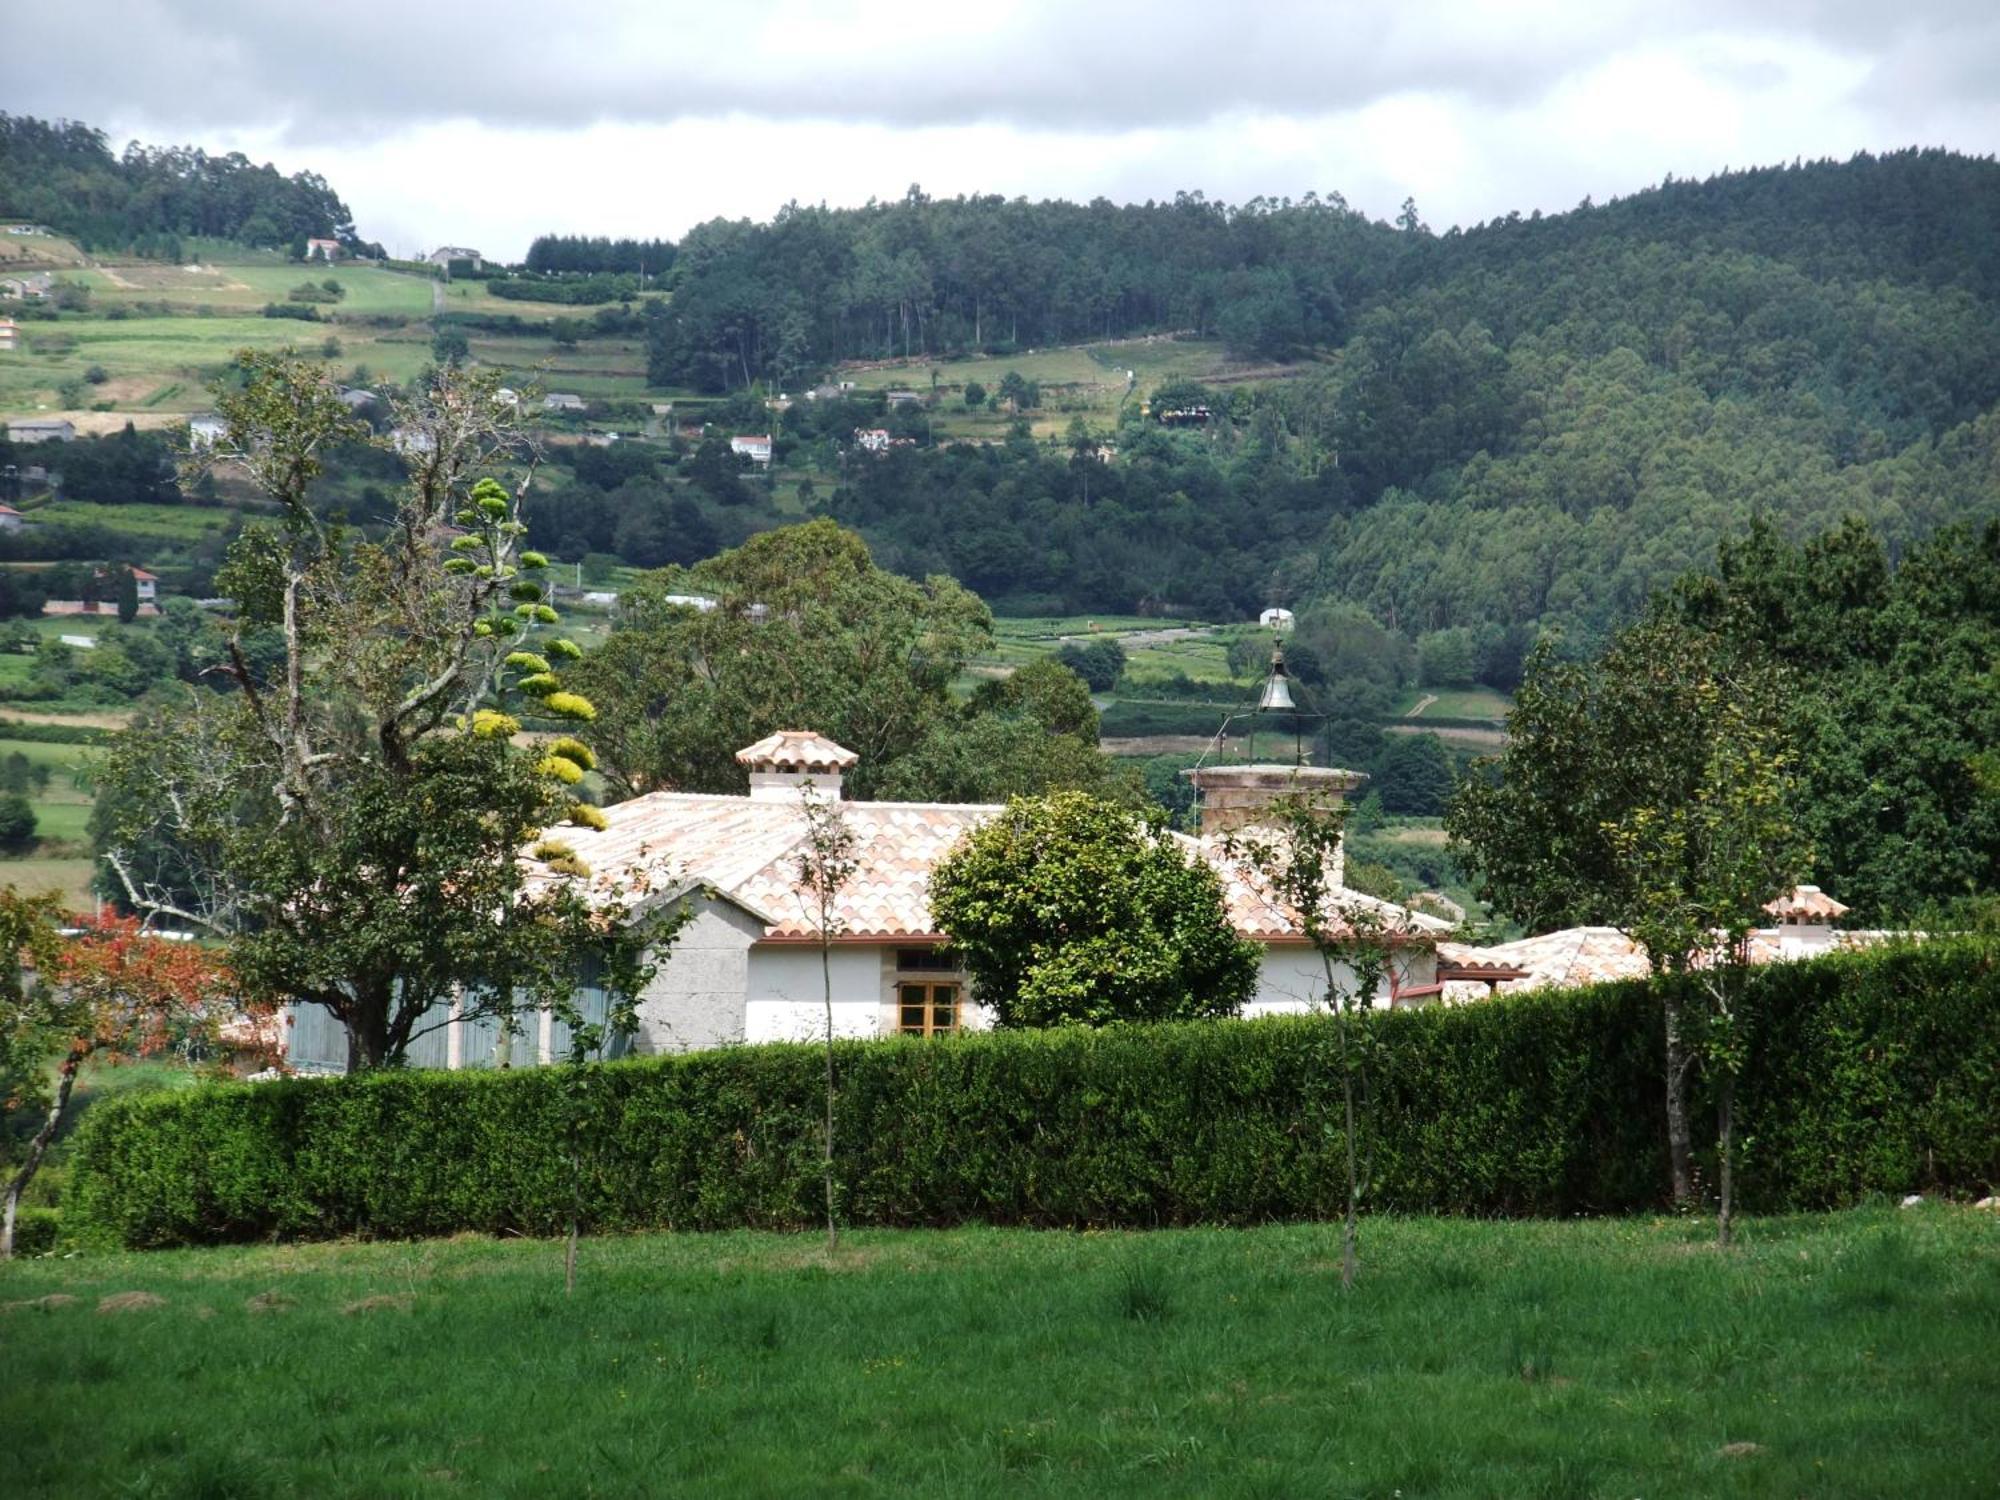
[735, 729, 859, 802]
[1181, 762, 1366, 884]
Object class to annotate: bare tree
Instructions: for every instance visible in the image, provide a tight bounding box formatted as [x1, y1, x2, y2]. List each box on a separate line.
[792, 783, 858, 1251]
[1227, 796, 1438, 1289]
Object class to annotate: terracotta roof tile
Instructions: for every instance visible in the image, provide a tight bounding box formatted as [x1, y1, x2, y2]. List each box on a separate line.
[734, 730, 860, 772]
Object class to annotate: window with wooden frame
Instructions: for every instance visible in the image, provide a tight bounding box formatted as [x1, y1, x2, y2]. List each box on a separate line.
[896, 981, 960, 1036]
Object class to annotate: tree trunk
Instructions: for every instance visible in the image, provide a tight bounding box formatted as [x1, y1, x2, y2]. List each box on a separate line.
[2, 1046, 85, 1260]
[1663, 992, 1694, 1206]
[820, 940, 838, 1252]
[1717, 1074, 1736, 1249]
[1341, 1063, 1359, 1291]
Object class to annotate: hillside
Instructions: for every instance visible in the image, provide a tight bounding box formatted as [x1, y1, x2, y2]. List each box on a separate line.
[0, 113, 368, 256]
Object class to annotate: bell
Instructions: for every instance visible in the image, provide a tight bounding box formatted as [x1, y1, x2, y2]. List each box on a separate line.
[1258, 664, 1295, 712]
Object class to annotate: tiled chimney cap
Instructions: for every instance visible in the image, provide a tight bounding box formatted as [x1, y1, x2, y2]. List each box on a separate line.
[735, 730, 859, 773]
[1764, 884, 1849, 921]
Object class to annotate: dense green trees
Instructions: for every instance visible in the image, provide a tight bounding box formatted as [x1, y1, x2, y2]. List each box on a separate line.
[0, 114, 367, 255]
[648, 188, 1392, 390]
[625, 152, 2000, 655]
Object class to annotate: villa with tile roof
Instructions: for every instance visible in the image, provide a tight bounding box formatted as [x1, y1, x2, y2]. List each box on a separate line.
[283, 728, 1447, 1069]
[500, 730, 1449, 1057]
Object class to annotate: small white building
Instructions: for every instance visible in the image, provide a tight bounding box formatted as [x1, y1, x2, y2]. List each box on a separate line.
[0, 505, 26, 532]
[1258, 607, 1296, 631]
[188, 414, 228, 450]
[854, 428, 891, 453]
[543, 393, 586, 412]
[730, 434, 773, 465]
[427, 246, 484, 271]
[6, 418, 73, 445]
[305, 238, 342, 261]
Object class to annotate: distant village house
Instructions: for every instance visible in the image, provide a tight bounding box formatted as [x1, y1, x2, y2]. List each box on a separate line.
[6, 418, 74, 445]
[730, 434, 774, 465]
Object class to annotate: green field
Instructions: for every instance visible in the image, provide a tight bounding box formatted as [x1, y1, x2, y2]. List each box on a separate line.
[0, 853, 96, 907]
[1399, 687, 1514, 722]
[2, 1208, 1993, 1497]
[26, 498, 243, 541]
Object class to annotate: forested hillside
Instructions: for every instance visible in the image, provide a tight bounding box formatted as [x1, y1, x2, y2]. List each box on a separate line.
[0, 114, 368, 257]
[679, 151, 2000, 650]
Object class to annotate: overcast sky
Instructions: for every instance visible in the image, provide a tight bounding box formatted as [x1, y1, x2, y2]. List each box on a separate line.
[8, 2, 1999, 261]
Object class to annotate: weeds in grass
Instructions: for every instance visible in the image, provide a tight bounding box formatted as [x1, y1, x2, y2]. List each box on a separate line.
[1116, 1260, 1174, 1323]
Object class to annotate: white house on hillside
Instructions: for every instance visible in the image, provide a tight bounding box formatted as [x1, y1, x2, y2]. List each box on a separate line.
[282, 731, 1446, 1069]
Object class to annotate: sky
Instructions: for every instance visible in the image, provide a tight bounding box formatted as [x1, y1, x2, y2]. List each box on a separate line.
[8, 1, 2000, 261]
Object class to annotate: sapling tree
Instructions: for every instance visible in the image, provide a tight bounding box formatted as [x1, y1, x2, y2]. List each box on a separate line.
[793, 782, 857, 1251]
[1226, 796, 1437, 1289]
[1604, 691, 1806, 1247]
[97, 352, 606, 1068]
[1, 902, 231, 1258]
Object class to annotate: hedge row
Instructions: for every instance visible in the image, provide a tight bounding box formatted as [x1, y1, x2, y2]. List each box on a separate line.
[70, 943, 2000, 1248]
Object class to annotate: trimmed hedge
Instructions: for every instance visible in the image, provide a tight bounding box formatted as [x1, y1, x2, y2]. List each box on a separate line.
[70, 943, 2000, 1248]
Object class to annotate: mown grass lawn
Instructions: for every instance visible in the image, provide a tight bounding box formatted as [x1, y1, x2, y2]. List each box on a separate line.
[2, 1208, 1994, 1498]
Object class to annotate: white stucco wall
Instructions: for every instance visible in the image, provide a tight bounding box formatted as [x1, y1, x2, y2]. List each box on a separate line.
[746, 945, 891, 1044]
[1246, 943, 1439, 1016]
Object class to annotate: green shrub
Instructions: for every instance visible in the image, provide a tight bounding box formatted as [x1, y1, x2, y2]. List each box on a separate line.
[68, 943, 2000, 1249]
[12, 1206, 61, 1255]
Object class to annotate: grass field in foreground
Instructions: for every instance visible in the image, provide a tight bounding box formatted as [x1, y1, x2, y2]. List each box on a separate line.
[3, 1208, 1994, 1498]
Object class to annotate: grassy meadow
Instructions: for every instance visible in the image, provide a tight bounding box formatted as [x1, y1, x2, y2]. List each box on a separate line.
[1, 1207, 1993, 1497]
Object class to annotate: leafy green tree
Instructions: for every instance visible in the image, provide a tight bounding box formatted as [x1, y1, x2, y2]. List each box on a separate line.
[0, 793, 34, 852]
[879, 659, 1130, 804]
[113, 565, 139, 624]
[1448, 617, 1803, 1205]
[1372, 733, 1454, 815]
[431, 327, 471, 367]
[1053, 637, 1125, 692]
[574, 520, 991, 798]
[930, 792, 1257, 1028]
[962, 380, 986, 409]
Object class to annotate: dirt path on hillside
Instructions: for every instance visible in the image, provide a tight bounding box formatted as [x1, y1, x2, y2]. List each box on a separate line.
[1404, 693, 1438, 717]
[0, 707, 134, 730]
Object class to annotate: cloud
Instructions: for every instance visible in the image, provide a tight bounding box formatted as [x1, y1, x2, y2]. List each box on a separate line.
[3, 1, 1996, 260]
[19, 0, 1983, 138]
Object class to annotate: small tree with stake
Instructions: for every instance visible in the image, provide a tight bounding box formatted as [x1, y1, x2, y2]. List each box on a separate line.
[793, 783, 857, 1251]
[1226, 796, 1436, 1289]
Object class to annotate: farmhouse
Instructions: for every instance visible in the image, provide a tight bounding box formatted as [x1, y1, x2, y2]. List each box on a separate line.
[854, 427, 892, 452]
[0, 317, 15, 349]
[427, 246, 484, 270]
[7, 418, 74, 444]
[0, 272, 52, 301]
[304, 238, 342, 261]
[187, 414, 228, 449]
[0, 505, 25, 532]
[730, 434, 774, 465]
[277, 731, 1446, 1070]
[543, 392, 586, 412]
